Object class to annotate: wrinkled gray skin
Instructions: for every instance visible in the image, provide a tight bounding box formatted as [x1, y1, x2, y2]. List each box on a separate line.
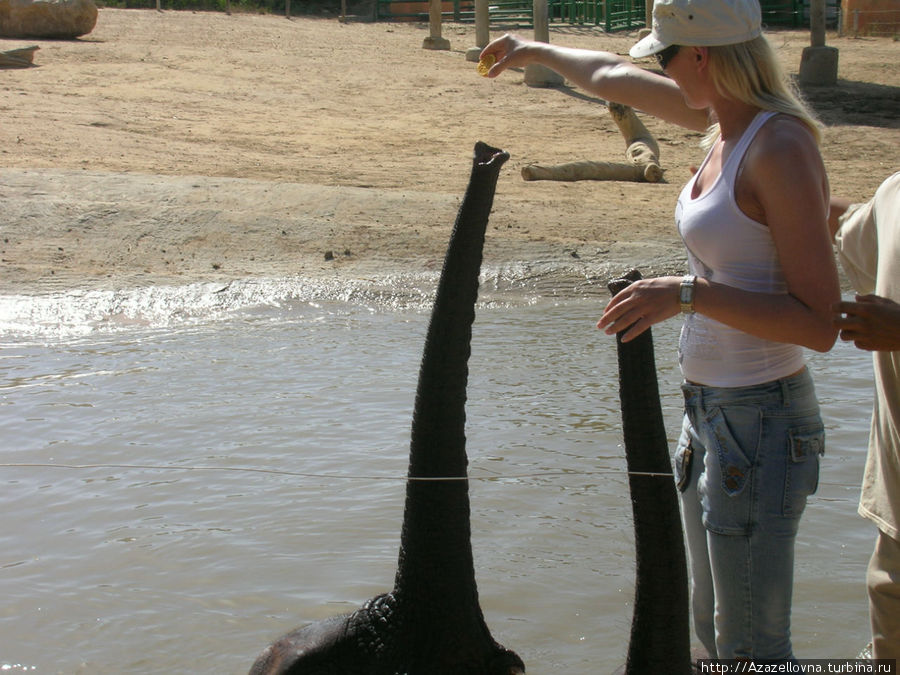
[249, 142, 523, 675]
[609, 270, 693, 675]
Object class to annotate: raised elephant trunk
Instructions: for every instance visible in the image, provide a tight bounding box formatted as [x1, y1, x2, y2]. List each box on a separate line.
[249, 142, 523, 675]
[392, 142, 511, 664]
[609, 270, 692, 675]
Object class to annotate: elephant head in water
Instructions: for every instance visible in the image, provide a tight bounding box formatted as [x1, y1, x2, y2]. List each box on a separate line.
[248, 142, 523, 675]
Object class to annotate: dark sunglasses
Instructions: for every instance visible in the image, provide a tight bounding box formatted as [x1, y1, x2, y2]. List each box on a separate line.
[655, 44, 681, 70]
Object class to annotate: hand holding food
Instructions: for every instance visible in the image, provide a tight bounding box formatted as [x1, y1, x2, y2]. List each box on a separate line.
[476, 53, 496, 77]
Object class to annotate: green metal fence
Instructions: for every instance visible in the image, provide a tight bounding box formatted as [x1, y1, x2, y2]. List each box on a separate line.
[374, 0, 647, 30]
[549, 0, 646, 30]
[374, 0, 530, 23]
[374, 0, 838, 31]
[759, 0, 842, 28]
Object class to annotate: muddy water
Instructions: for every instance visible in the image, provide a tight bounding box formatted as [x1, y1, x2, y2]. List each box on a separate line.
[0, 288, 875, 673]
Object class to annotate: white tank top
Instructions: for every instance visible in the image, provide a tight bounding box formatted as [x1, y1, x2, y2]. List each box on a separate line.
[676, 111, 805, 387]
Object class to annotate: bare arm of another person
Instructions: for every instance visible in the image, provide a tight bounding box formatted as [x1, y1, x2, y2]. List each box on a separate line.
[480, 34, 710, 131]
[599, 116, 840, 352]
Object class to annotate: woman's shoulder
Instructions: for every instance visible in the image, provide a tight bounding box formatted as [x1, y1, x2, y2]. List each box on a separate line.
[747, 112, 823, 174]
[754, 112, 820, 152]
[738, 112, 827, 216]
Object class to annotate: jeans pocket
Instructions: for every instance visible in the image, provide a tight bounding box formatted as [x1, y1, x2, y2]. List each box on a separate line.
[783, 424, 824, 517]
[700, 405, 758, 536]
[708, 406, 756, 497]
[675, 440, 693, 493]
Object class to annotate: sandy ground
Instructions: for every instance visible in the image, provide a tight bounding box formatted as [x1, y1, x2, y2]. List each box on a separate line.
[0, 9, 897, 295]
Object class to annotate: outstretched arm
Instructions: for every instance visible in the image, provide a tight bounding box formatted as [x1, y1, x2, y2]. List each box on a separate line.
[480, 34, 710, 132]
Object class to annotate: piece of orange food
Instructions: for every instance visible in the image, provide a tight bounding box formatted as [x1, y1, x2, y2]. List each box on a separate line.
[476, 53, 496, 77]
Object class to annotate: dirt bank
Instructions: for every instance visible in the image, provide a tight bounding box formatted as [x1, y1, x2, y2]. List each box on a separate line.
[0, 10, 897, 294]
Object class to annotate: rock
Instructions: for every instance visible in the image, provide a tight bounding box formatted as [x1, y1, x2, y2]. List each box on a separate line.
[0, 0, 98, 39]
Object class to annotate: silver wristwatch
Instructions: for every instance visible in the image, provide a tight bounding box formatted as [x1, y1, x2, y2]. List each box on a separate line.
[679, 275, 697, 314]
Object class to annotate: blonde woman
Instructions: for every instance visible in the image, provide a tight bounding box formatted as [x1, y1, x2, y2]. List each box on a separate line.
[482, 0, 840, 661]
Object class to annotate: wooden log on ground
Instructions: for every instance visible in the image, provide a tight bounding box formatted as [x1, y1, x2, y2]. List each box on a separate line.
[607, 102, 663, 182]
[518, 102, 664, 184]
[518, 103, 664, 184]
[522, 161, 658, 183]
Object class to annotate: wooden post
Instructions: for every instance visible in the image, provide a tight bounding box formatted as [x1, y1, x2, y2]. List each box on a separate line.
[525, 0, 563, 86]
[286, 0, 291, 18]
[423, 0, 451, 50]
[466, 0, 490, 61]
[532, 0, 550, 40]
[810, 0, 826, 46]
[799, 0, 838, 85]
[475, 0, 489, 46]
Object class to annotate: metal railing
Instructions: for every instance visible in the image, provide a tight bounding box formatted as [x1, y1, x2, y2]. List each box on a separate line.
[373, 0, 844, 31]
[549, 0, 646, 31]
[374, 0, 647, 30]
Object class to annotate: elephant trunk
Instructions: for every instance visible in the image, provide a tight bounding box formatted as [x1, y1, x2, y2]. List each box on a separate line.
[609, 271, 692, 675]
[396, 142, 507, 592]
[392, 143, 515, 664]
[247, 143, 522, 675]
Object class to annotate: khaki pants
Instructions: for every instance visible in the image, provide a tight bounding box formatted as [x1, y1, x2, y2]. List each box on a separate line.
[868, 529, 900, 660]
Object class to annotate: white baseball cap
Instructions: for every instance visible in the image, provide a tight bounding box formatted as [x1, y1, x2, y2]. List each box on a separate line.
[629, 0, 762, 58]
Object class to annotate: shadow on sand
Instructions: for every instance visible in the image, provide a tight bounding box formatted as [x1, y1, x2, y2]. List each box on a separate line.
[798, 77, 900, 129]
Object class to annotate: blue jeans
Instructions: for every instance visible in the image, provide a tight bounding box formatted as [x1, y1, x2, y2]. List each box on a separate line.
[674, 368, 824, 660]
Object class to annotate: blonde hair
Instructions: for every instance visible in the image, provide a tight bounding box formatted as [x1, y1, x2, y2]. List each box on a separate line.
[701, 35, 821, 149]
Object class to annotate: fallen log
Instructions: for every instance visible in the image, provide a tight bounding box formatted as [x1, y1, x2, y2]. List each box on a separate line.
[607, 101, 661, 174]
[520, 103, 664, 184]
[522, 160, 660, 183]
